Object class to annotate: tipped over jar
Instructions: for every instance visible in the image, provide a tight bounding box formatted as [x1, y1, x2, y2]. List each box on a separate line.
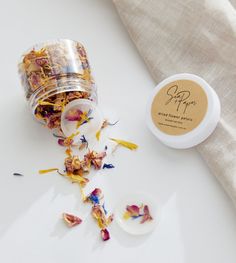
[18, 39, 98, 134]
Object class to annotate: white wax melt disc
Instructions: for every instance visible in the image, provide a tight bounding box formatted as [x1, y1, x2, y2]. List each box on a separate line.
[115, 193, 160, 235]
[61, 99, 103, 142]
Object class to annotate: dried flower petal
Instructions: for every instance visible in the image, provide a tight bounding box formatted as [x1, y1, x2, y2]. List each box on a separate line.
[91, 188, 102, 197]
[39, 168, 59, 174]
[101, 120, 109, 129]
[91, 205, 107, 229]
[79, 135, 88, 150]
[123, 211, 131, 220]
[70, 174, 89, 186]
[65, 148, 72, 157]
[76, 111, 93, 128]
[38, 100, 63, 108]
[80, 135, 88, 144]
[110, 138, 138, 150]
[140, 205, 153, 224]
[85, 188, 103, 205]
[64, 156, 81, 174]
[101, 228, 110, 241]
[65, 109, 83, 121]
[106, 214, 114, 225]
[58, 138, 73, 147]
[101, 119, 119, 129]
[63, 213, 82, 227]
[96, 129, 101, 141]
[66, 131, 80, 141]
[84, 151, 106, 170]
[123, 204, 153, 224]
[102, 163, 115, 169]
[126, 205, 140, 217]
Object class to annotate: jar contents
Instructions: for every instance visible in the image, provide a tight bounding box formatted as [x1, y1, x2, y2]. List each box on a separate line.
[18, 39, 96, 132]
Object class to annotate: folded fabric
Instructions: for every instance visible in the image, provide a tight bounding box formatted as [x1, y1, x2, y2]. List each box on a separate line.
[113, 0, 236, 205]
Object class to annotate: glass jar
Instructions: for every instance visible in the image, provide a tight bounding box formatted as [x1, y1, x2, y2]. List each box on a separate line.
[18, 39, 98, 134]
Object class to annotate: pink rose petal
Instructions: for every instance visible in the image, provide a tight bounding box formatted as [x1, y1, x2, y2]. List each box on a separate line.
[65, 109, 83, 121]
[126, 205, 140, 217]
[63, 213, 82, 227]
[101, 228, 110, 241]
[140, 205, 153, 224]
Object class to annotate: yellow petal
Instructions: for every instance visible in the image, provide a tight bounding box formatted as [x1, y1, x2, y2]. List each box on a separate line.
[96, 129, 101, 141]
[38, 100, 62, 107]
[67, 131, 80, 140]
[39, 168, 58, 174]
[97, 218, 105, 229]
[65, 148, 72, 157]
[70, 174, 87, 184]
[110, 138, 138, 150]
[123, 211, 131, 220]
[76, 112, 89, 129]
[79, 185, 86, 201]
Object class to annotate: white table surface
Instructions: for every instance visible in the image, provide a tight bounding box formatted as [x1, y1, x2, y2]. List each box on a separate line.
[0, 0, 236, 262]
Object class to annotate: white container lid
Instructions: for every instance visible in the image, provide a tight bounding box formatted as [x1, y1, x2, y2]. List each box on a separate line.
[146, 73, 221, 149]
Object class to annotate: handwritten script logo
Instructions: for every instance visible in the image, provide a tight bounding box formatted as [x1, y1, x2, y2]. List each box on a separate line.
[165, 85, 196, 114]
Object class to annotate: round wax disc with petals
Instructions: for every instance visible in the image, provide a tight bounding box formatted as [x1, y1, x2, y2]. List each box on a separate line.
[115, 193, 160, 235]
[61, 99, 103, 143]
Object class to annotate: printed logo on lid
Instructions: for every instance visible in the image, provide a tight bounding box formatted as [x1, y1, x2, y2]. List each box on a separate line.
[151, 79, 208, 135]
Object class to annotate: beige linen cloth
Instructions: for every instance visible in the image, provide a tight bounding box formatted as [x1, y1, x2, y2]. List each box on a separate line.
[113, 0, 236, 205]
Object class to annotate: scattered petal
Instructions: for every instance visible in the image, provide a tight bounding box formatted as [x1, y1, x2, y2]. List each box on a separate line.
[39, 168, 59, 174]
[101, 228, 110, 241]
[58, 138, 73, 147]
[84, 151, 106, 170]
[102, 119, 119, 128]
[80, 135, 88, 144]
[65, 148, 72, 157]
[70, 174, 89, 186]
[79, 185, 86, 201]
[79, 135, 88, 150]
[107, 214, 114, 225]
[140, 205, 153, 224]
[91, 205, 107, 229]
[110, 138, 138, 150]
[85, 188, 103, 205]
[91, 188, 102, 197]
[63, 213, 82, 227]
[102, 163, 115, 169]
[96, 129, 101, 141]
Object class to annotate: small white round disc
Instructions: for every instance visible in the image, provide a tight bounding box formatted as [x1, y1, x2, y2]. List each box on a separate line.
[115, 193, 160, 235]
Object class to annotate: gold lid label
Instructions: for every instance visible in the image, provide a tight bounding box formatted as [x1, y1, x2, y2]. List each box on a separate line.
[151, 79, 208, 135]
